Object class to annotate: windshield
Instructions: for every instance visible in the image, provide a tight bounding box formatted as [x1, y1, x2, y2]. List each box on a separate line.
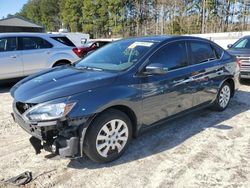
[231, 38, 250, 49]
[75, 40, 157, 71]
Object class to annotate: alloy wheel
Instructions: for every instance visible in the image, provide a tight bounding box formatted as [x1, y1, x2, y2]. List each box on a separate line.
[219, 85, 231, 108]
[96, 119, 129, 158]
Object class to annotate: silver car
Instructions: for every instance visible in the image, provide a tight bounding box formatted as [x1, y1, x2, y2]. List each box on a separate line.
[0, 33, 81, 80]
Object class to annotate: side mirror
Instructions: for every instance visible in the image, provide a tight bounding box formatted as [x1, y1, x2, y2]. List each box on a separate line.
[227, 44, 233, 49]
[144, 63, 168, 75]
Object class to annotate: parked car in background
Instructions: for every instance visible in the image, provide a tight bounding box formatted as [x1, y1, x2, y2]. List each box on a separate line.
[0, 33, 82, 80]
[227, 36, 250, 80]
[79, 40, 111, 57]
[11, 36, 239, 163]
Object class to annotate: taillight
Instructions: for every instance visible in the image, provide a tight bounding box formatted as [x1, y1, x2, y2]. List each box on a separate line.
[236, 58, 241, 68]
[72, 47, 83, 58]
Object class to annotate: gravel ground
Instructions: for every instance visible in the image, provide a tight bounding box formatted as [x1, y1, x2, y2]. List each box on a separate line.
[0, 82, 250, 188]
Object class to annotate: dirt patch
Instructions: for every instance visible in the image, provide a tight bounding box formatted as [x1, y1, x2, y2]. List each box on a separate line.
[0, 83, 250, 187]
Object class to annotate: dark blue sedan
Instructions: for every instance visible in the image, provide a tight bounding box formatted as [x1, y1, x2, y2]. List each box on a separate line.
[11, 35, 239, 163]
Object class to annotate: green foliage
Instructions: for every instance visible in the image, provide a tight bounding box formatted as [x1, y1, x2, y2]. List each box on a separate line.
[18, 0, 42, 25]
[40, 0, 61, 31]
[18, 0, 61, 31]
[18, 0, 250, 37]
[60, 0, 83, 32]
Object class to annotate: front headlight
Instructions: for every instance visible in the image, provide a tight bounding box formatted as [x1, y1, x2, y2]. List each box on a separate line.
[23, 102, 76, 121]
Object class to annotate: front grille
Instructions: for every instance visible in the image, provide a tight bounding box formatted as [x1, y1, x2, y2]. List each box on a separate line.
[237, 56, 250, 72]
[16, 102, 36, 114]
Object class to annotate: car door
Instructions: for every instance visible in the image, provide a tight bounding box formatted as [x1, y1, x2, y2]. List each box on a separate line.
[0, 37, 23, 80]
[141, 41, 195, 126]
[19, 36, 52, 76]
[187, 40, 222, 107]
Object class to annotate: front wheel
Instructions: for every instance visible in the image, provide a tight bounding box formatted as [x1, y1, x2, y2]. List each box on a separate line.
[83, 109, 132, 163]
[212, 82, 231, 111]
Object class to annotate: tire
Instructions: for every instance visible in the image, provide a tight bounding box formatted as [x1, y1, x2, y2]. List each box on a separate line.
[212, 82, 232, 111]
[83, 109, 132, 163]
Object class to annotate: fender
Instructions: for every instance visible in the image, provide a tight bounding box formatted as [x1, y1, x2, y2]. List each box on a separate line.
[67, 85, 143, 128]
[67, 86, 143, 156]
[47, 52, 78, 67]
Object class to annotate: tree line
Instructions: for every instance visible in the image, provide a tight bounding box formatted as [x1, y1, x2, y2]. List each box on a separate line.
[16, 0, 250, 38]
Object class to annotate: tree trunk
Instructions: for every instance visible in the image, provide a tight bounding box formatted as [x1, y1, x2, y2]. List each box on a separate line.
[201, 0, 206, 34]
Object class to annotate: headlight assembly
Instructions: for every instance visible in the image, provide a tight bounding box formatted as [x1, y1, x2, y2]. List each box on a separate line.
[23, 101, 76, 121]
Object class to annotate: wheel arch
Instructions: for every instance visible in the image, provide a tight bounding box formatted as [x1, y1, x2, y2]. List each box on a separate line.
[52, 59, 72, 67]
[82, 104, 138, 138]
[224, 77, 235, 97]
[105, 105, 138, 137]
[47, 52, 77, 67]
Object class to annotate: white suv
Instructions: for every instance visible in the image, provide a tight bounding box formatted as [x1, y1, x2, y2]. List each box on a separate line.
[0, 33, 81, 80]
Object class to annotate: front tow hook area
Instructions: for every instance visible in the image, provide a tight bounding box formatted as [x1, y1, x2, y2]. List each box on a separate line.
[29, 136, 43, 154]
[29, 136, 79, 158]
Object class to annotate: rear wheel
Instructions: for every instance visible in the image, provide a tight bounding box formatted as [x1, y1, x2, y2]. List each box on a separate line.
[212, 82, 231, 111]
[83, 109, 132, 163]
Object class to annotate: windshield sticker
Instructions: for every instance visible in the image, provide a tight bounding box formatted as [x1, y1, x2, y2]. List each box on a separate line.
[123, 48, 139, 56]
[128, 42, 154, 49]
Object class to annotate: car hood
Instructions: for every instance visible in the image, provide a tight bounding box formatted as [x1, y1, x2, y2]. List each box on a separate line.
[11, 66, 117, 103]
[227, 49, 250, 57]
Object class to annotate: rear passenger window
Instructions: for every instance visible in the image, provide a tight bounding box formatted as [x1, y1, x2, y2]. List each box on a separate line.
[189, 41, 216, 64]
[51, 37, 75, 47]
[212, 44, 223, 59]
[20, 37, 53, 50]
[149, 41, 188, 71]
[0, 37, 17, 52]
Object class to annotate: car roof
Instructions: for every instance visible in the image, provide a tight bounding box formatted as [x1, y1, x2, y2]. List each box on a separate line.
[241, 35, 250, 39]
[120, 35, 211, 43]
[0, 32, 66, 38]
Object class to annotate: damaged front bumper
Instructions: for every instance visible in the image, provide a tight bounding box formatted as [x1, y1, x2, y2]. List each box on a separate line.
[12, 108, 89, 158]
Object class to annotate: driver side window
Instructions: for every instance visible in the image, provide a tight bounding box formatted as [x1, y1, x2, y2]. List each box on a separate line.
[149, 41, 188, 71]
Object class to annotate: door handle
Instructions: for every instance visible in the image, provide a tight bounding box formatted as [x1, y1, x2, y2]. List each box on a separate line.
[173, 77, 194, 85]
[10, 55, 17, 58]
[173, 79, 184, 84]
[183, 77, 194, 83]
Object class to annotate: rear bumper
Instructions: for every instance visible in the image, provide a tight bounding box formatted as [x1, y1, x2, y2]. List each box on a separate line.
[12, 108, 89, 158]
[237, 55, 250, 79]
[233, 71, 240, 91]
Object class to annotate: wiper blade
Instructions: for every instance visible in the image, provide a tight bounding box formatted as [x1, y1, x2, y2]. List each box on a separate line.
[77, 66, 103, 71]
[87, 67, 104, 71]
